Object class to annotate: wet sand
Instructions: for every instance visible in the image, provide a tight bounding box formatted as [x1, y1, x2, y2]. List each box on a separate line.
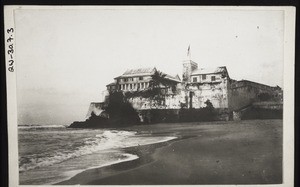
[58, 119, 282, 185]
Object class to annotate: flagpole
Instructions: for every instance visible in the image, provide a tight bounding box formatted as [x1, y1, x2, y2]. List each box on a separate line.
[187, 45, 191, 60]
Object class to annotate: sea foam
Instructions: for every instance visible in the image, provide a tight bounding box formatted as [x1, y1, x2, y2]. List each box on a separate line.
[19, 129, 176, 173]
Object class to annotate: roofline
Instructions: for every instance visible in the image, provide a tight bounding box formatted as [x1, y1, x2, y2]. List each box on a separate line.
[191, 66, 228, 76]
[235, 79, 280, 89]
[113, 67, 182, 83]
[191, 72, 226, 76]
[114, 67, 157, 79]
[114, 73, 154, 79]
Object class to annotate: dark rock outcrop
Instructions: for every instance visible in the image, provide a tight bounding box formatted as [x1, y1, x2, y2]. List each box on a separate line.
[69, 91, 140, 128]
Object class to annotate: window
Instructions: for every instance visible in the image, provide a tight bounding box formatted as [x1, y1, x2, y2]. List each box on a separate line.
[130, 84, 132, 89]
[202, 75, 206, 80]
[211, 76, 216, 81]
[139, 77, 143, 81]
[193, 77, 197, 82]
[124, 78, 127, 82]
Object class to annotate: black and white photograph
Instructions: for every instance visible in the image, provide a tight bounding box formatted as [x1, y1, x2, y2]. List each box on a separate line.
[4, 6, 295, 186]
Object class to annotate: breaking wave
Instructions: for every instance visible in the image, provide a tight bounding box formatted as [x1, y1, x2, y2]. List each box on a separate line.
[19, 130, 176, 172]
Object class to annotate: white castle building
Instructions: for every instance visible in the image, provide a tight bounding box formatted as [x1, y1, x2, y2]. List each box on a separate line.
[87, 47, 282, 119]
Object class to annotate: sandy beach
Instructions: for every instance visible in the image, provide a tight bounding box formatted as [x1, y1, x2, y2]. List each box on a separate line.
[58, 119, 282, 185]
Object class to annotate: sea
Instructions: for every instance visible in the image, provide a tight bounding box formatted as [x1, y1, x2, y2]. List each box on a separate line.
[18, 124, 176, 185]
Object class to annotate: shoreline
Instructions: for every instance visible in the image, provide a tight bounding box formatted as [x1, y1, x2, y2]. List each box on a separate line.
[56, 135, 183, 185]
[57, 119, 282, 185]
[53, 152, 139, 185]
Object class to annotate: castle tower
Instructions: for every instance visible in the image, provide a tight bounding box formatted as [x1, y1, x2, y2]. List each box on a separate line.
[182, 45, 198, 82]
[182, 60, 198, 82]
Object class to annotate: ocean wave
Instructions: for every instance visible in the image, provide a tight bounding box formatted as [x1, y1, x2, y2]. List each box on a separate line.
[19, 130, 176, 172]
[60, 153, 139, 185]
[18, 124, 66, 129]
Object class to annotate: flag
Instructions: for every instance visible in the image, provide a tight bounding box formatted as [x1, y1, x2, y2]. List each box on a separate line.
[187, 45, 191, 58]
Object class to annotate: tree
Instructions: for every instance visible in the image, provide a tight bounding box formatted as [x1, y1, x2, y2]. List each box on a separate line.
[149, 70, 167, 89]
[148, 70, 167, 107]
[105, 91, 124, 118]
[105, 91, 140, 126]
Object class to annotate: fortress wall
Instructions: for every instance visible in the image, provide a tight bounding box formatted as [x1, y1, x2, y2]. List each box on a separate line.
[228, 86, 257, 111]
[188, 79, 229, 109]
[127, 79, 230, 110]
[97, 77, 282, 120]
[164, 95, 183, 109]
[137, 108, 230, 123]
[128, 97, 152, 110]
[128, 94, 184, 110]
[228, 81, 282, 111]
[127, 85, 230, 110]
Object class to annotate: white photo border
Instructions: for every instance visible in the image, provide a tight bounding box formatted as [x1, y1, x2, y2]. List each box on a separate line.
[4, 5, 295, 187]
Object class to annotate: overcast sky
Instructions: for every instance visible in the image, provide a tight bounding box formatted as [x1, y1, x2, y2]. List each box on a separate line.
[15, 7, 284, 125]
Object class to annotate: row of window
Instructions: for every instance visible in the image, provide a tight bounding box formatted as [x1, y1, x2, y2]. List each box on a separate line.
[120, 82, 149, 90]
[192, 75, 216, 82]
[121, 77, 143, 82]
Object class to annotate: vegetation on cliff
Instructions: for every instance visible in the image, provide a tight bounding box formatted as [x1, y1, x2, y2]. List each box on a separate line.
[69, 91, 140, 128]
